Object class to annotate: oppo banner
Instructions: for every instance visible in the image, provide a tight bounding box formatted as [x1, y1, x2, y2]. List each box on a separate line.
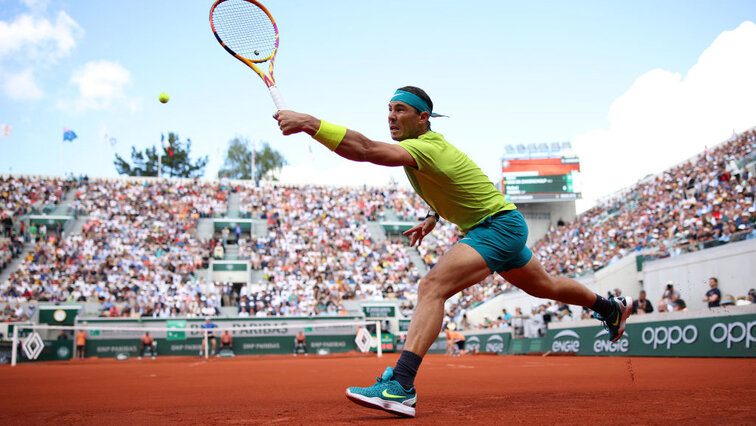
[547, 314, 756, 358]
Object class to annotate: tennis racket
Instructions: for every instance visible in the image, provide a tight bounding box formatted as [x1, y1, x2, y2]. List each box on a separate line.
[210, 0, 285, 110]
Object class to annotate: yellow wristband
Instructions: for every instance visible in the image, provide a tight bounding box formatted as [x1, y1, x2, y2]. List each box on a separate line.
[313, 120, 347, 151]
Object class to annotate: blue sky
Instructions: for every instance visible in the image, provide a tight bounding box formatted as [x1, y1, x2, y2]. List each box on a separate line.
[1, 0, 755, 211]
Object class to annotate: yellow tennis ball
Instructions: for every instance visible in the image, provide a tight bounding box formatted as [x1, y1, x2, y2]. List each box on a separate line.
[159, 93, 169, 103]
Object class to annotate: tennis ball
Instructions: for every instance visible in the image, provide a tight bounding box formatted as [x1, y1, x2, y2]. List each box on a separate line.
[254, 50, 259, 56]
[159, 93, 169, 103]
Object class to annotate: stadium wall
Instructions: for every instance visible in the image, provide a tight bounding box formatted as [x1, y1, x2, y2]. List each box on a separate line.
[412, 306, 755, 358]
[641, 237, 756, 310]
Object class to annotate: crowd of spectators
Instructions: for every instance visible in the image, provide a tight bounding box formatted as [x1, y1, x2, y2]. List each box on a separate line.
[1, 175, 74, 218]
[1, 179, 225, 318]
[234, 184, 422, 316]
[1, 129, 754, 325]
[533, 130, 756, 277]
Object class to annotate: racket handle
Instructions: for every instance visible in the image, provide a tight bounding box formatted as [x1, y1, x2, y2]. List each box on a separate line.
[269, 86, 286, 110]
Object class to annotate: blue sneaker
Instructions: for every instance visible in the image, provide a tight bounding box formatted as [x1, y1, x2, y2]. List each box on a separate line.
[345, 367, 417, 417]
[594, 296, 633, 342]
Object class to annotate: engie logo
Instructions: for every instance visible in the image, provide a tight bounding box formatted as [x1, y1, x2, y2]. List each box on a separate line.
[551, 330, 580, 352]
[485, 335, 505, 353]
[710, 320, 756, 349]
[466, 336, 481, 353]
[593, 330, 629, 353]
[641, 325, 698, 349]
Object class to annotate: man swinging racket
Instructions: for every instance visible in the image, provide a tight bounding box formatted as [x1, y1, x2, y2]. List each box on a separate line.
[275, 86, 632, 418]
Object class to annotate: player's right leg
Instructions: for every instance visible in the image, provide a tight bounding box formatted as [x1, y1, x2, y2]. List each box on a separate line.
[346, 243, 490, 418]
[500, 256, 632, 342]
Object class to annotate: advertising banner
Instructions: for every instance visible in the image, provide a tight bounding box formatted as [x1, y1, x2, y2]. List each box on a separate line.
[546, 314, 755, 358]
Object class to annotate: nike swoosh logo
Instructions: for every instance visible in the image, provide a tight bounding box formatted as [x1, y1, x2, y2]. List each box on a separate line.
[382, 389, 406, 399]
[611, 305, 622, 326]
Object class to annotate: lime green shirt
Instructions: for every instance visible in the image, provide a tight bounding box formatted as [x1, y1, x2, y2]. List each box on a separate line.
[398, 131, 516, 233]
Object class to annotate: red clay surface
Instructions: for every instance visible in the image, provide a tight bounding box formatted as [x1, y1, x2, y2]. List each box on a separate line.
[1, 353, 754, 425]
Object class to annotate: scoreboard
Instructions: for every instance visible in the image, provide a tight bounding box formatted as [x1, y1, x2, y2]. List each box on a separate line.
[501, 157, 581, 202]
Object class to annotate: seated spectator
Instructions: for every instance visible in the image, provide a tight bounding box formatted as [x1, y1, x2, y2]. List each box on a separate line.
[673, 299, 687, 311]
[632, 290, 654, 315]
[702, 277, 721, 308]
[661, 282, 681, 312]
[720, 294, 736, 306]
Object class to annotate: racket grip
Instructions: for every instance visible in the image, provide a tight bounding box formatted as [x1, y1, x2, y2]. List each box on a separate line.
[269, 86, 286, 110]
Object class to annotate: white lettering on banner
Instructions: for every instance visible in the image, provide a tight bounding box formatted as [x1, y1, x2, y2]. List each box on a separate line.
[593, 339, 630, 353]
[96, 345, 137, 353]
[241, 342, 281, 350]
[466, 336, 481, 352]
[311, 341, 347, 348]
[710, 321, 756, 349]
[551, 329, 580, 353]
[593, 330, 630, 353]
[485, 335, 505, 353]
[641, 325, 698, 349]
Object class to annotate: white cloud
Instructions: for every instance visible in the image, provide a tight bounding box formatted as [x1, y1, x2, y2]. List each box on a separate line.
[0, 10, 81, 60]
[0, 6, 81, 101]
[2, 68, 44, 100]
[574, 21, 756, 212]
[60, 60, 132, 111]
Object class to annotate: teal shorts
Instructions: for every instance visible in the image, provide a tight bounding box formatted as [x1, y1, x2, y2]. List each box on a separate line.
[459, 209, 532, 274]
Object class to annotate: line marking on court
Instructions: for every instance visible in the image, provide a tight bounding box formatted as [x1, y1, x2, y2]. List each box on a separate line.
[446, 364, 474, 369]
[188, 361, 207, 367]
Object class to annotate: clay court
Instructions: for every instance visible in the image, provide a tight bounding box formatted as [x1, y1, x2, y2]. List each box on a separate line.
[1, 353, 754, 425]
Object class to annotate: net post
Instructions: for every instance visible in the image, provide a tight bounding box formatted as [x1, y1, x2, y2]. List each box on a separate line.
[11, 324, 19, 366]
[204, 330, 209, 360]
[376, 321, 382, 358]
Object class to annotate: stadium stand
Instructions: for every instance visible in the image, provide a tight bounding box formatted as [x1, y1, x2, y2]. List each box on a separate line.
[0, 129, 754, 326]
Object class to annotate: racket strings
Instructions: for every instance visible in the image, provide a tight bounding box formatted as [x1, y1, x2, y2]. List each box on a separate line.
[213, 0, 277, 61]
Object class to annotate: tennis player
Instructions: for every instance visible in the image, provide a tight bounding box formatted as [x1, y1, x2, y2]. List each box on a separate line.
[275, 86, 632, 418]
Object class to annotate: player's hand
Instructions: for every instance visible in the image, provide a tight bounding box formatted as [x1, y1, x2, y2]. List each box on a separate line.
[403, 217, 437, 247]
[275, 110, 318, 136]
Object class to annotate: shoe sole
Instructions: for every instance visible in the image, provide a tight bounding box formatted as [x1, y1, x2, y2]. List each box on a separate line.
[611, 296, 633, 343]
[345, 389, 416, 417]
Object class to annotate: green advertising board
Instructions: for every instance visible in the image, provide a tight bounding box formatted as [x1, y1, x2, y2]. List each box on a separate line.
[80, 335, 359, 358]
[166, 319, 186, 340]
[362, 305, 395, 318]
[401, 331, 512, 355]
[38, 306, 80, 326]
[546, 313, 756, 358]
[214, 221, 252, 232]
[54, 317, 365, 359]
[29, 216, 71, 227]
[212, 262, 249, 272]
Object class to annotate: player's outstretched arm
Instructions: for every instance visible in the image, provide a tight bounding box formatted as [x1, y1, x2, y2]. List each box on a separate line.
[275, 110, 417, 168]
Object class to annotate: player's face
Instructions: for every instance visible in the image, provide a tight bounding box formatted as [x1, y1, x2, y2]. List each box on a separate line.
[388, 101, 427, 141]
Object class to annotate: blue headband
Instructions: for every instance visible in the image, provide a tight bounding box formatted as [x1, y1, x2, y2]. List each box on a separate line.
[390, 90, 448, 118]
[391, 90, 431, 114]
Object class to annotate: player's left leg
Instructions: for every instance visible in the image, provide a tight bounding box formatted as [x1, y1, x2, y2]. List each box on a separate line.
[500, 255, 632, 342]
